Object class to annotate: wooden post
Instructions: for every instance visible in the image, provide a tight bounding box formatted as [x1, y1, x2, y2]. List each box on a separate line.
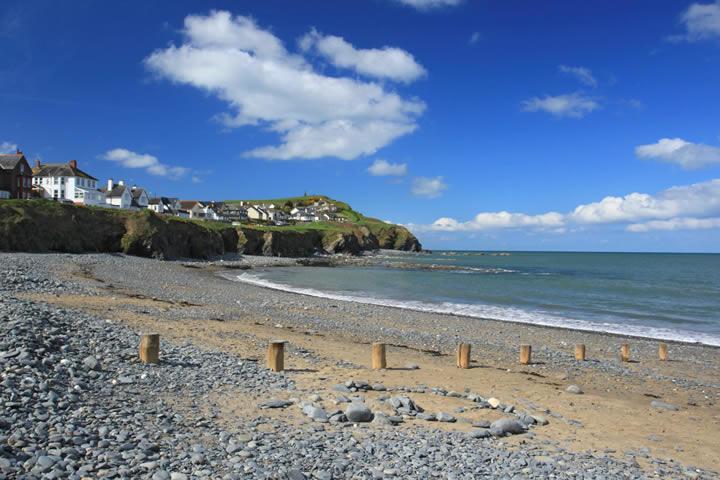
[457, 343, 471, 369]
[139, 334, 160, 364]
[372, 343, 387, 370]
[658, 342, 668, 361]
[519, 344, 532, 365]
[267, 340, 286, 372]
[620, 343, 630, 362]
[574, 344, 586, 361]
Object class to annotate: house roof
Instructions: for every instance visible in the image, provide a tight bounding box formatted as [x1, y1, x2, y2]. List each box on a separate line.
[131, 187, 147, 199]
[148, 197, 161, 205]
[0, 154, 27, 170]
[179, 200, 201, 210]
[100, 184, 128, 198]
[33, 162, 98, 180]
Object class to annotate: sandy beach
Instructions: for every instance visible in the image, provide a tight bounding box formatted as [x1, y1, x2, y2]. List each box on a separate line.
[2, 252, 719, 478]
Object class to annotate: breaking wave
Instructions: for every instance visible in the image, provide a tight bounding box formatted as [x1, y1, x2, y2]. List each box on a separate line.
[230, 272, 720, 347]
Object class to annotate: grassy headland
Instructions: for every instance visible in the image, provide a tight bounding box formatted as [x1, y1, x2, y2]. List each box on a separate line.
[0, 198, 421, 259]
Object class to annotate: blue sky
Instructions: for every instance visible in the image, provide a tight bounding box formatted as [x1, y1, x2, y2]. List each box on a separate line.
[2, 0, 720, 252]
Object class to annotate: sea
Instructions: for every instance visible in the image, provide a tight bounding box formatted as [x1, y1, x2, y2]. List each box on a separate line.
[233, 251, 720, 347]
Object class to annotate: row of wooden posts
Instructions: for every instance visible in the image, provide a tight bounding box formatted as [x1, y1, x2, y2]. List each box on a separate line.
[137, 334, 670, 371]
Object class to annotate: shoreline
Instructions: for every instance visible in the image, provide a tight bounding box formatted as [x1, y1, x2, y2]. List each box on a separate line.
[222, 262, 720, 349]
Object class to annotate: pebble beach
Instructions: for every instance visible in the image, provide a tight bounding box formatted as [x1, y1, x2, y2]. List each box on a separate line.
[2, 252, 719, 479]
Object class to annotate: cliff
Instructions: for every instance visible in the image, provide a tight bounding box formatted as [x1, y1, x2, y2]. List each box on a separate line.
[0, 199, 421, 259]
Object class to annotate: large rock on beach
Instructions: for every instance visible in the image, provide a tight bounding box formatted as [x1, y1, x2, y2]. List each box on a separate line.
[490, 418, 527, 436]
[345, 402, 374, 422]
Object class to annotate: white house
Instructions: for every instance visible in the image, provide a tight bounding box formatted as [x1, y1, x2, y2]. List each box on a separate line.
[290, 207, 319, 222]
[179, 200, 206, 219]
[101, 180, 133, 209]
[247, 205, 270, 221]
[148, 197, 163, 213]
[32, 160, 104, 205]
[131, 186, 150, 209]
[148, 197, 180, 214]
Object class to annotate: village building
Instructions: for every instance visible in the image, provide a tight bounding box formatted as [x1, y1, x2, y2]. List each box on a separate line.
[0, 150, 33, 199]
[179, 200, 206, 219]
[32, 159, 104, 205]
[221, 204, 249, 222]
[290, 207, 319, 222]
[130, 186, 150, 209]
[176, 200, 220, 220]
[148, 197, 180, 215]
[247, 205, 270, 221]
[100, 180, 133, 209]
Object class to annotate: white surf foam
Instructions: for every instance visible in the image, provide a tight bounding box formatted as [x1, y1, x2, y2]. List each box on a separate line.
[231, 272, 720, 347]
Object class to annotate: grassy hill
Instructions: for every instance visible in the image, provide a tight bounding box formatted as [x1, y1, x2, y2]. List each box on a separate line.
[225, 195, 420, 252]
[0, 198, 421, 259]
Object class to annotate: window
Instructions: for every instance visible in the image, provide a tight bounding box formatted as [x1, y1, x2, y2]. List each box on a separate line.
[53, 177, 58, 185]
[53, 190, 58, 199]
[60, 177, 65, 184]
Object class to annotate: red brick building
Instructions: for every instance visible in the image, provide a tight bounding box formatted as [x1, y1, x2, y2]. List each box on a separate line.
[0, 150, 33, 199]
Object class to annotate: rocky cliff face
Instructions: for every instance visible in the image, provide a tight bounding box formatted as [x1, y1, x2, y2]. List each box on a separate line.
[237, 224, 420, 257]
[0, 202, 235, 260]
[0, 200, 421, 259]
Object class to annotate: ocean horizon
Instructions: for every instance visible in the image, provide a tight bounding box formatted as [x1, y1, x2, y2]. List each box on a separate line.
[233, 250, 720, 347]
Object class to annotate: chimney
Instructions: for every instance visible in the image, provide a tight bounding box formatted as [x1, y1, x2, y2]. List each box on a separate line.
[69, 159, 77, 169]
[34, 159, 41, 168]
[107, 179, 114, 191]
[16, 149, 22, 155]
[118, 180, 125, 186]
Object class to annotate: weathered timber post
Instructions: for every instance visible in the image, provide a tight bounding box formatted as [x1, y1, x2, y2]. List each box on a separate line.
[372, 343, 387, 370]
[268, 340, 287, 372]
[575, 344, 586, 361]
[139, 334, 160, 364]
[620, 343, 630, 362]
[519, 344, 532, 365]
[658, 342, 668, 361]
[457, 343, 471, 369]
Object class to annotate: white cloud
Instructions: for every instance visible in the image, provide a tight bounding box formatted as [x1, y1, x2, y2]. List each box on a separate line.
[101, 148, 189, 179]
[677, 1, 720, 42]
[469, 32, 481, 45]
[627, 217, 720, 232]
[145, 11, 424, 161]
[429, 212, 564, 232]
[412, 176, 447, 198]
[368, 159, 408, 176]
[635, 137, 720, 169]
[0, 141, 18, 154]
[299, 29, 426, 83]
[570, 179, 720, 224]
[558, 65, 597, 87]
[522, 92, 599, 118]
[414, 178, 720, 233]
[395, 0, 463, 10]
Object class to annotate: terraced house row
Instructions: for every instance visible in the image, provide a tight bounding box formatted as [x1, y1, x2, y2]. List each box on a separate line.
[0, 150, 150, 210]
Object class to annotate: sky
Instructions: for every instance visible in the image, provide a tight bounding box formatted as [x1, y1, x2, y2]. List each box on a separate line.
[2, 0, 720, 252]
